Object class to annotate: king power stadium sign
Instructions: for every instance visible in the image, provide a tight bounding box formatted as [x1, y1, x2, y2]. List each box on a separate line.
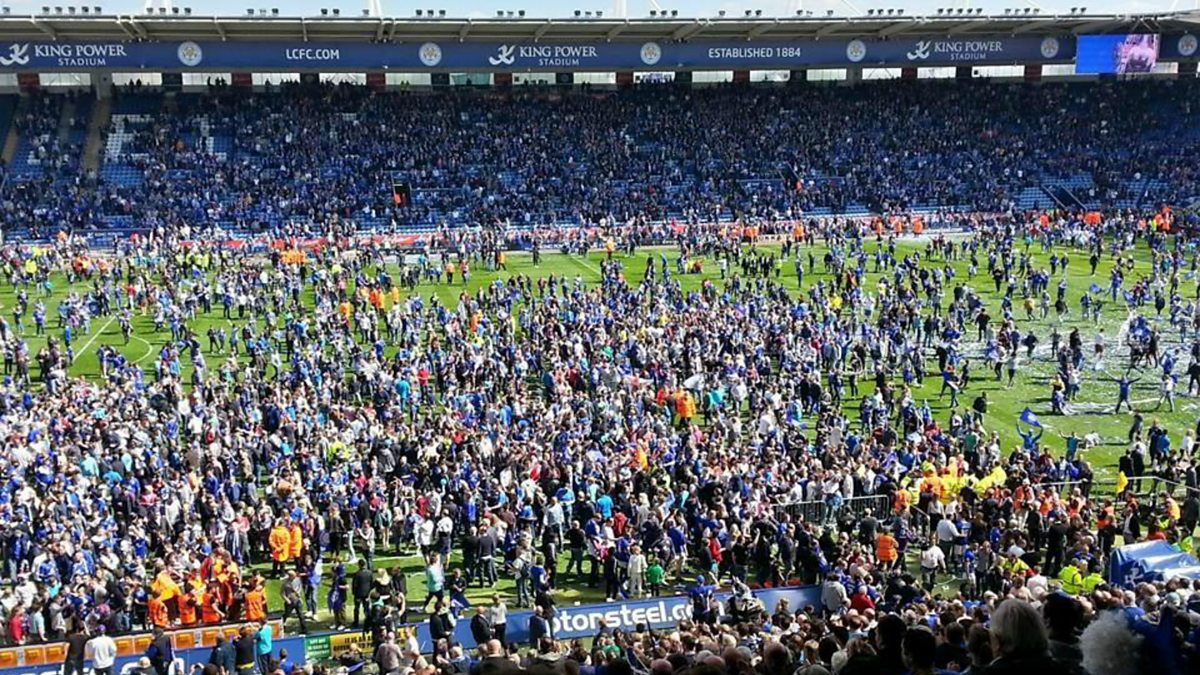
[0, 34, 1192, 71]
[11, 34, 1183, 71]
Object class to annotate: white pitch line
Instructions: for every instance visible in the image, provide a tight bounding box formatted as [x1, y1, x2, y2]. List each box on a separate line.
[72, 315, 115, 363]
[130, 334, 157, 364]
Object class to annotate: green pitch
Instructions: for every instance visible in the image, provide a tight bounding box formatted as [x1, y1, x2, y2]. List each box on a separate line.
[0, 236, 1188, 621]
[2, 238, 1179, 481]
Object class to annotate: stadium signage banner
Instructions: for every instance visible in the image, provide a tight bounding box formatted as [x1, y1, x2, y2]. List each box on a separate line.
[0, 36, 1100, 71]
[389, 585, 823, 653]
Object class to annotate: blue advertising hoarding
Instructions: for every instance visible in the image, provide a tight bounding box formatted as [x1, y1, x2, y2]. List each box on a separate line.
[0, 586, 821, 675]
[1161, 33, 1199, 60]
[0, 635, 309, 675]
[0, 35, 1079, 71]
[399, 584, 824, 653]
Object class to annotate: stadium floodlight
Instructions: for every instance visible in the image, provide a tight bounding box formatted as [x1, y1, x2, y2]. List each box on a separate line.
[744, 9, 751, 15]
[595, 10, 601, 16]
[718, 9, 725, 15]
[271, 7, 278, 15]
[754, 9, 761, 15]
[507, 10, 514, 16]
[896, 8, 903, 14]
[574, 9, 580, 15]
[866, 8, 873, 14]
[54, 6, 61, 12]
[81, 5, 88, 11]
[42, 5, 49, 12]
[584, 10, 591, 16]
[67, 5, 74, 13]
[438, 9, 446, 15]
[95, 5, 101, 12]
[184, 6, 190, 13]
[649, 9, 656, 15]
[246, 8, 254, 14]
[1079, 6, 1086, 12]
[670, 9, 677, 16]
[826, 9, 833, 14]
[332, 7, 340, 14]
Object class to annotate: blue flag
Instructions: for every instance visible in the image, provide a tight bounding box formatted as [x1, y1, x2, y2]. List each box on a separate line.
[1089, 283, 1102, 294]
[1020, 408, 1043, 428]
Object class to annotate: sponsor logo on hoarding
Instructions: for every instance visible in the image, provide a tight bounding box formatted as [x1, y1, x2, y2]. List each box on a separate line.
[0, 42, 131, 67]
[551, 598, 692, 636]
[0, 43, 30, 66]
[906, 39, 1006, 61]
[285, 47, 342, 61]
[489, 44, 517, 66]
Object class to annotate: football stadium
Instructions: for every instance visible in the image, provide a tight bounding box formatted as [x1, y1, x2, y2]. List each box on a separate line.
[0, 4, 1197, 675]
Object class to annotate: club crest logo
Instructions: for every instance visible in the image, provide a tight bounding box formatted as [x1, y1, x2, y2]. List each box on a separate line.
[419, 42, 443, 67]
[177, 41, 203, 67]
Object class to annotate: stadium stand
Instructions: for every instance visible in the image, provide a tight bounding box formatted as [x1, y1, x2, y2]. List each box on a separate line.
[0, 78, 1197, 237]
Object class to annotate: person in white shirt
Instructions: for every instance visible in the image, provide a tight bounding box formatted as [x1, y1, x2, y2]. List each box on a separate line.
[627, 545, 647, 598]
[920, 542, 946, 591]
[88, 626, 118, 675]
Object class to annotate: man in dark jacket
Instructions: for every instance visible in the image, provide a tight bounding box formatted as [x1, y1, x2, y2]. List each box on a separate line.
[233, 626, 258, 675]
[209, 636, 237, 675]
[352, 564, 374, 627]
[63, 626, 88, 675]
[528, 607, 549, 647]
[147, 628, 174, 675]
[477, 526, 498, 587]
[430, 601, 454, 643]
[470, 606, 493, 646]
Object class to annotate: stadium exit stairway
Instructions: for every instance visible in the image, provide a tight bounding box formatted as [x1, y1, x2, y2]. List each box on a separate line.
[0, 95, 18, 165]
[82, 96, 112, 174]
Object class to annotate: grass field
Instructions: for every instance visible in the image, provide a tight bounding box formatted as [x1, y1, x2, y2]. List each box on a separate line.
[2, 235, 1191, 627]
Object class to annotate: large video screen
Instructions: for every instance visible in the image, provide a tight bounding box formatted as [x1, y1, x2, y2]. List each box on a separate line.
[1076, 34, 1160, 74]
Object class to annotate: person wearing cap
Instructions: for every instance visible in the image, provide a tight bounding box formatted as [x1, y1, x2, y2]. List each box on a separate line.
[88, 625, 118, 675]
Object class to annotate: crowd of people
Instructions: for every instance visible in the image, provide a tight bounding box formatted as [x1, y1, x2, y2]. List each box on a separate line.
[0, 209, 1195, 675]
[0, 78, 1198, 675]
[0, 79, 1198, 238]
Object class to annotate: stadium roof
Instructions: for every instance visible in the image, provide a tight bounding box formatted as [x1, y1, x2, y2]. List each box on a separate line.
[0, 10, 1197, 44]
